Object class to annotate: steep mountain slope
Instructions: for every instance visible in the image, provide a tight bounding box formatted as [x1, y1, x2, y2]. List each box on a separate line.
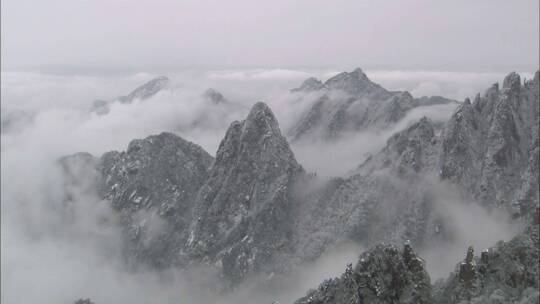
[61, 132, 214, 268]
[117, 76, 170, 104]
[288, 68, 456, 142]
[63, 102, 305, 284]
[295, 243, 432, 304]
[101, 132, 214, 268]
[295, 219, 539, 304]
[434, 220, 539, 304]
[187, 102, 304, 286]
[291, 70, 538, 264]
[440, 71, 539, 217]
[293, 117, 443, 259]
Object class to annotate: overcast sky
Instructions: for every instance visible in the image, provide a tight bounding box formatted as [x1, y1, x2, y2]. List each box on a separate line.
[1, 0, 538, 71]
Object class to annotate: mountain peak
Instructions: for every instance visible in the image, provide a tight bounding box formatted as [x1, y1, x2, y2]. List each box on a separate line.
[502, 71, 520, 91]
[212, 102, 299, 184]
[189, 102, 301, 284]
[296, 243, 432, 304]
[248, 101, 273, 115]
[350, 67, 368, 78]
[291, 77, 324, 92]
[119, 75, 170, 103]
[203, 88, 227, 104]
[242, 102, 280, 138]
[290, 68, 388, 97]
[324, 68, 389, 97]
[331, 67, 368, 81]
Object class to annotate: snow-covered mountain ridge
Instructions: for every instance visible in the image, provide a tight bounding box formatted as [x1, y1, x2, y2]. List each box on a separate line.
[60, 69, 539, 302]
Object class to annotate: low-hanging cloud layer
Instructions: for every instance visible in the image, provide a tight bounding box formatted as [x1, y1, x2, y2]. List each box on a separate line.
[0, 68, 530, 303]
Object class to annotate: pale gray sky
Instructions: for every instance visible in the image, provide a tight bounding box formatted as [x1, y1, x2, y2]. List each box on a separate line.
[1, 0, 539, 71]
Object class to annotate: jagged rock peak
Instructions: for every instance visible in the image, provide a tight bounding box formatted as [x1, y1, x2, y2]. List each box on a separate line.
[134, 75, 170, 92]
[485, 82, 500, 97]
[350, 67, 369, 80]
[377, 116, 438, 173]
[435, 222, 539, 303]
[295, 243, 432, 304]
[96, 131, 213, 268]
[502, 71, 521, 91]
[291, 77, 325, 92]
[323, 67, 390, 97]
[386, 116, 436, 147]
[203, 88, 227, 104]
[524, 70, 539, 90]
[125, 131, 208, 155]
[291, 67, 390, 97]
[119, 75, 170, 103]
[214, 101, 297, 169]
[440, 70, 539, 214]
[188, 101, 302, 285]
[247, 101, 275, 119]
[401, 116, 434, 138]
[399, 90, 414, 100]
[325, 67, 369, 86]
[101, 131, 214, 211]
[242, 101, 282, 138]
[417, 116, 436, 130]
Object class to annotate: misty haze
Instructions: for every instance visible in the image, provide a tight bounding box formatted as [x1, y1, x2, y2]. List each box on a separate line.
[1, 1, 539, 304]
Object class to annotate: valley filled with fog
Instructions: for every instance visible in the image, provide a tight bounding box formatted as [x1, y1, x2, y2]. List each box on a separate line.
[2, 67, 537, 303]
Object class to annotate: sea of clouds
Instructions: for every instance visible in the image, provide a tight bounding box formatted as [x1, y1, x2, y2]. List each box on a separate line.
[1, 68, 533, 303]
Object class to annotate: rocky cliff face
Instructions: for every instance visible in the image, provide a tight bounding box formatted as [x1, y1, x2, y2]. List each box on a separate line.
[187, 102, 304, 286]
[293, 117, 443, 258]
[440, 71, 539, 217]
[292, 71, 539, 304]
[63, 102, 305, 284]
[434, 221, 539, 304]
[291, 77, 325, 93]
[99, 132, 213, 268]
[288, 68, 456, 142]
[295, 243, 432, 304]
[296, 220, 539, 304]
[61, 132, 214, 268]
[290, 71, 538, 266]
